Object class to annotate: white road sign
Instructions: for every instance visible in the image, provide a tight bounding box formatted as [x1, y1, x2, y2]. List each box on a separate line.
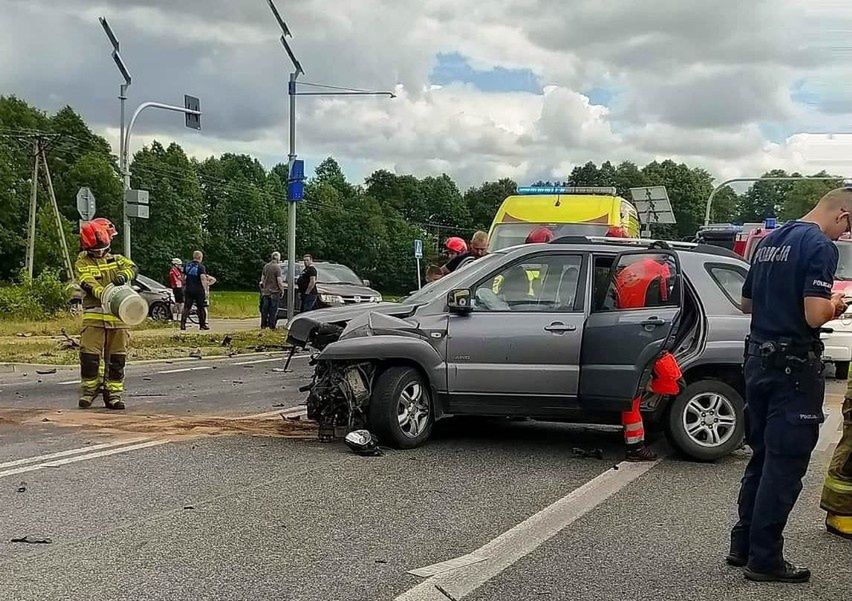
[76, 187, 96, 220]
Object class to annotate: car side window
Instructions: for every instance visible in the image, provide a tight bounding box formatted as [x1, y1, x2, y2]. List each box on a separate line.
[706, 264, 747, 309]
[595, 252, 680, 312]
[473, 254, 583, 312]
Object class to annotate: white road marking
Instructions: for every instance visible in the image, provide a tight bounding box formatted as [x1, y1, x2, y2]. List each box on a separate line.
[0, 437, 149, 470]
[817, 407, 845, 452]
[158, 366, 213, 375]
[0, 438, 164, 479]
[237, 407, 307, 420]
[59, 379, 80, 385]
[234, 357, 285, 366]
[397, 458, 662, 601]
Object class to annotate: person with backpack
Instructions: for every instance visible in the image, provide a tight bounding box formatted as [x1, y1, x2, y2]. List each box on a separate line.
[181, 250, 210, 331]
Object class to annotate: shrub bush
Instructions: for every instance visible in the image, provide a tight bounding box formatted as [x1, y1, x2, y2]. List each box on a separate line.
[0, 269, 70, 320]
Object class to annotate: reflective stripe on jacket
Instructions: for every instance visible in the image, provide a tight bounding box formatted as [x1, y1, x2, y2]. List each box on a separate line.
[75, 251, 138, 328]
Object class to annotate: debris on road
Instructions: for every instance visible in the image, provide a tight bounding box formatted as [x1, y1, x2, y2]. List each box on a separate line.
[183, 505, 194, 510]
[221, 335, 233, 347]
[59, 328, 80, 350]
[189, 348, 203, 359]
[272, 367, 286, 373]
[15, 332, 33, 338]
[272, 403, 286, 408]
[35, 368, 57, 375]
[10, 536, 52, 544]
[16, 481, 26, 493]
[434, 584, 458, 601]
[572, 447, 604, 460]
[344, 430, 384, 456]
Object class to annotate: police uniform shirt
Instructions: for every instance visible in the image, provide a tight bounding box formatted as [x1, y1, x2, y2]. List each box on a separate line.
[742, 221, 838, 344]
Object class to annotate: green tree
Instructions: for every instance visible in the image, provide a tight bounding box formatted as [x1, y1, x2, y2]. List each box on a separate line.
[464, 178, 517, 231]
[779, 175, 839, 221]
[736, 169, 796, 222]
[641, 160, 714, 239]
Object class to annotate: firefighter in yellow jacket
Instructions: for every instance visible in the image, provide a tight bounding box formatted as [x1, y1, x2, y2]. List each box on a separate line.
[821, 384, 852, 539]
[75, 218, 137, 410]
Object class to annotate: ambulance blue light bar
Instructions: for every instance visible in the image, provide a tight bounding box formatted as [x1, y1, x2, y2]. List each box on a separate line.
[517, 186, 617, 196]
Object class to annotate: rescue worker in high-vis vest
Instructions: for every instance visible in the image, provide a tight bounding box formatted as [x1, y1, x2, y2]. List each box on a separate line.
[613, 256, 683, 462]
[729, 188, 851, 583]
[75, 218, 138, 410]
[821, 380, 852, 539]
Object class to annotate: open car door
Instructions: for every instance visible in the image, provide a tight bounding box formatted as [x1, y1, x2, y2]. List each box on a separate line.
[579, 249, 682, 411]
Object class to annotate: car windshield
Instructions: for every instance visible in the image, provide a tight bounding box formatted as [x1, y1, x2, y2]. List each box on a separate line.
[315, 263, 363, 285]
[836, 241, 852, 281]
[490, 223, 610, 251]
[136, 274, 166, 290]
[401, 252, 506, 305]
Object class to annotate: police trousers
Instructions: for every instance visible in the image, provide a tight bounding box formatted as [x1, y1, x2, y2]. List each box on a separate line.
[731, 354, 824, 571]
[80, 326, 130, 401]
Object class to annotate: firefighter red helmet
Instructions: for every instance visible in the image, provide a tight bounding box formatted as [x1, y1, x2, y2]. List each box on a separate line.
[525, 226, 554, 244]
[92, 218, 117, 240]
[445, 237, 468, 254]
[80, 220, 112, 251]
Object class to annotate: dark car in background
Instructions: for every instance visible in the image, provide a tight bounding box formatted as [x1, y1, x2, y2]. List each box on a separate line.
[277, 260, 382, 315]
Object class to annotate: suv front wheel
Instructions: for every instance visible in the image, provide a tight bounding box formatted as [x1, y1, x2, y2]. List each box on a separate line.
[369, 366, 433, 449]
[665, 379, 744, 462]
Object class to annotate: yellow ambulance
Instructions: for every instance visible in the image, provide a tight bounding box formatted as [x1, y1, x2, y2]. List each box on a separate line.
[487, 186, 641, 251]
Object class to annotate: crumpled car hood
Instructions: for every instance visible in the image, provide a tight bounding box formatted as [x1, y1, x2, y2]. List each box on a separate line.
[340, 311, 426, 342]
[287, 302, 416, 347]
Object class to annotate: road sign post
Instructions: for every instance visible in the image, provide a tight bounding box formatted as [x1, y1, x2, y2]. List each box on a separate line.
[414, 239, 423, 289]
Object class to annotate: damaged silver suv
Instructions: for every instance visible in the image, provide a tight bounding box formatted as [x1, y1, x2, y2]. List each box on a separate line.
[287, 238, 751, 461]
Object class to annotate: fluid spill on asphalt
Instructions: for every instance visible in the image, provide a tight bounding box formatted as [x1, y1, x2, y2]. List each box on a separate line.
[0, 408, 317, 439]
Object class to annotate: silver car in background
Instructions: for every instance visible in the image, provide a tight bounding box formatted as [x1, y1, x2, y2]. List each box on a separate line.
[288, 238, 750, 461]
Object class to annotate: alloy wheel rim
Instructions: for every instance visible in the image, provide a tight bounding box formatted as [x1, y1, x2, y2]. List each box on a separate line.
[682, 392, 737, 448]
[397, 382, 429, 438]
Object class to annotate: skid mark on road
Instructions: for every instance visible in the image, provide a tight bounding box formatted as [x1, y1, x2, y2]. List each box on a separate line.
[0, 407, 314, 440]
[397, 457, 662, 600]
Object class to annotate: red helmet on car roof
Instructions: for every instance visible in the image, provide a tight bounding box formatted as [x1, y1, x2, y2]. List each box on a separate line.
[445, 237, 468, 254]
[525, 226, 554, 244]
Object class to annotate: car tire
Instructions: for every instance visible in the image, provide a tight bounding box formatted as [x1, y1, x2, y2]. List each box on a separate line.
[149, 302, 172, 321]
[835, 361, 849, 380]
[665, 379, 744, 462]
[369, 366, 433, 449]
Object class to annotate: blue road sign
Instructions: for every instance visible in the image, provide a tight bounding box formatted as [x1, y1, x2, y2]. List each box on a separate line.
[287, 159, 305, 202]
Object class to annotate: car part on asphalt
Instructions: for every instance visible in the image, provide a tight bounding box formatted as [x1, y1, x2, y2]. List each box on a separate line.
[344, 429, 383, 456]
[306, 362, 373, 441]
[10, 536, 52, 544]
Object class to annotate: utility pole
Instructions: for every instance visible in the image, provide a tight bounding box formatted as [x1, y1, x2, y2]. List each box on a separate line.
[99, 17, 132, 256]
[40, 146, 74, 278]
[265, 0, 395, 322]
[100, 17, 201, 260]
[25, 140, 39, 277]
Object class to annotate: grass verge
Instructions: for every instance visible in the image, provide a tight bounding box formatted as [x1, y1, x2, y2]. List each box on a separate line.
[0, 327, 288, 366]
[208, 291, 261, 318]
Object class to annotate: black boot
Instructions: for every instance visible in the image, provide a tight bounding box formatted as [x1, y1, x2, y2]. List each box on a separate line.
[744, 561, 811, 583]
[625, 443, 658, 462]
[725, 550, 747, 567]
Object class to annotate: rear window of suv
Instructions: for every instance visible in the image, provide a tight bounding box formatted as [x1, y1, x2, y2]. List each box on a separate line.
[706, 264, 747, 309]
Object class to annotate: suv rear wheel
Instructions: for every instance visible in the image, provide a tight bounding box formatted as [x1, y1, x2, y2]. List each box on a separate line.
[369, 366, 433, 449]
[665, 379, 744, 461]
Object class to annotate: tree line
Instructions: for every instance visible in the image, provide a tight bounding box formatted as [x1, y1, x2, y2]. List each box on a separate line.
[0, 96, 842, 295]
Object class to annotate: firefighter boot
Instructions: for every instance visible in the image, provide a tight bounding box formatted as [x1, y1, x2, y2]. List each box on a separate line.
[104, 350, 127, 410]
[626, 443, 658, 462]
[79, 352, 102, 409]
[826, 513, 852, 540]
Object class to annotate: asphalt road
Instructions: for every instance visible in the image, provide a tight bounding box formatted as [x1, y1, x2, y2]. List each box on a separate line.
[0, 359, 849, 601]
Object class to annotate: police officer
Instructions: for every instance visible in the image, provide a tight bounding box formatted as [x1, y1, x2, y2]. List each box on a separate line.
[728, 188, 852, 583]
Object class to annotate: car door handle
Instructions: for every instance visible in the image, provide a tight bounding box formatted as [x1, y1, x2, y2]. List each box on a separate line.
[640, 317, 666, 327]
[544, 322, 577, 333]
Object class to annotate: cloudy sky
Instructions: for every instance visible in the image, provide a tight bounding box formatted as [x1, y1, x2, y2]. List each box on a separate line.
[1, 0, 850, 188]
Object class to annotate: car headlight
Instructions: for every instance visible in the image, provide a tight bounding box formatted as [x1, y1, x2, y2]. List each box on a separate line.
[320, 294, 344, 305]
[372, 295, 382, 303]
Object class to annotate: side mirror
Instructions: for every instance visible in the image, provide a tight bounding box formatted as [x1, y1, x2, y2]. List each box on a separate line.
[447, 288, 473, 314]
[362, 279, 371, 287]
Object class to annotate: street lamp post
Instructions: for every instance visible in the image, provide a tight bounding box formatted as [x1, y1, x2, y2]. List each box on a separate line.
[265, 0, 395, 322]
[704, 176, 848, 227]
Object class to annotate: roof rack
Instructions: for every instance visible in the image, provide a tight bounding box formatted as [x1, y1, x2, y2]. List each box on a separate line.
[549, 235, 744, 259]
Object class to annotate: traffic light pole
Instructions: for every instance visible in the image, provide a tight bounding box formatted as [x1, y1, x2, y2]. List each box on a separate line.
[287, 71, 298, 322]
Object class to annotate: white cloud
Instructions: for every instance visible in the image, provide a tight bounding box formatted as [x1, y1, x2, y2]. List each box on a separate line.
[1, 0, 850, 188]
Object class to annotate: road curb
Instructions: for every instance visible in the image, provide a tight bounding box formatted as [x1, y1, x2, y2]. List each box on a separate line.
[0, 350, 292, 374]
